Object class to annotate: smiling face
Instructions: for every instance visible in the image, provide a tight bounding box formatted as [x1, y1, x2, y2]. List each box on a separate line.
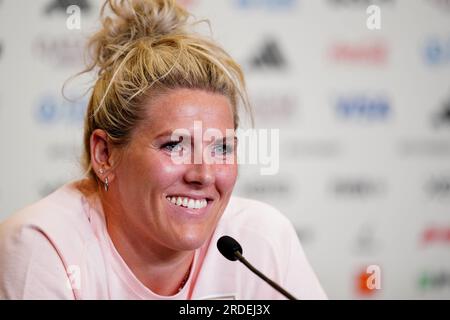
[108, 88, 238, 252]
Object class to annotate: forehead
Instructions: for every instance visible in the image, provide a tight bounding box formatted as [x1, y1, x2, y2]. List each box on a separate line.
[142, 88, 235, 132]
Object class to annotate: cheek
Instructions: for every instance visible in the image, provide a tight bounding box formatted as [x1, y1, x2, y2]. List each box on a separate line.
[120, 151, 183, 190]
[147, 157, 186, 189]
[215, 164, 238, 194]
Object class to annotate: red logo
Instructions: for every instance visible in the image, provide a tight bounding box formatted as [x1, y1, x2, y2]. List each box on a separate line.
[422, 227, 450, 245]
[329, 41, 388, 65]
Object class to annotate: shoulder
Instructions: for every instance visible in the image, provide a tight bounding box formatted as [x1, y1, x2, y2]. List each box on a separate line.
[0, 181, 97, 276]
[0, 182, 97, 299]
[216, 196, 299, 260]
[0, 181, 95, 247]
[220, 196, 296, 238]
[210, 196, 327, 299]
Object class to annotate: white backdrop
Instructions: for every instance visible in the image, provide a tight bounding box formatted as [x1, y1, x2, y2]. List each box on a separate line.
[0, 0, 449, 299]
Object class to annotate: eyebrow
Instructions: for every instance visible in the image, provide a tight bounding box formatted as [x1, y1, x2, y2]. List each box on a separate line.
[154, 130, 179, 139]
[155, 131, 236, 143]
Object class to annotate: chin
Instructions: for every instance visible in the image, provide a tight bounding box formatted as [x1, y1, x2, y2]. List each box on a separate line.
[175, 232, 210, 251]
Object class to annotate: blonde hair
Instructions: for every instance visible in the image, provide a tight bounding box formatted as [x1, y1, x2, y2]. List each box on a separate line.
[80, 0, 252, 183]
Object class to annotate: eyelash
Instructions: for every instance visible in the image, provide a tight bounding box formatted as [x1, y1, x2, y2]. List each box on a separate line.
[212, 144, 234, 155]
[161, 142, 234, 155]
[161, 141, 183, 152]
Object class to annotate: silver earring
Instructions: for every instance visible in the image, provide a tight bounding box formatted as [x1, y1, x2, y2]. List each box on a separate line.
[104, 177, 109, 192]
[99, 168, 105, 175]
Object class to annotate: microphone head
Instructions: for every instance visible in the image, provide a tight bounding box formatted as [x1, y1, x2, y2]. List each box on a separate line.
[217, 235, 243, 261]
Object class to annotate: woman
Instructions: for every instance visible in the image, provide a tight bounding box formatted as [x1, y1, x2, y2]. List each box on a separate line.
[0, 0, 326, 299]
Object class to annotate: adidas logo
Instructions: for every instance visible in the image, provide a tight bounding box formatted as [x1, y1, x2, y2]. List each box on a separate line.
[249, 39, 287, 70]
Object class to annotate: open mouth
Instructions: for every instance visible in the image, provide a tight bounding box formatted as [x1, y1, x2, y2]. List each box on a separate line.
[165, 196, 209, 210]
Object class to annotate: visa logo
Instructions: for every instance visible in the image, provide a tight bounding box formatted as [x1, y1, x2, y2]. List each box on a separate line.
[335, 95, 391, 120]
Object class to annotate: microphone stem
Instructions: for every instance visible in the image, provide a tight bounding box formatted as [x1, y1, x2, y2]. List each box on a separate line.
[234, 251, 297, 300]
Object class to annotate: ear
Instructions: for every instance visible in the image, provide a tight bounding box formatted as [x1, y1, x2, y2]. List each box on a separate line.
[90, 129, 117, 184]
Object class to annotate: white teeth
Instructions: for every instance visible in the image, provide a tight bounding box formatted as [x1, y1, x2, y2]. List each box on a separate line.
[166, 196, 208, 209]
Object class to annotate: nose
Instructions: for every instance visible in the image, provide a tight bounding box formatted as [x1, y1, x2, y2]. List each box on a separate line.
[183, 162, 215, 187]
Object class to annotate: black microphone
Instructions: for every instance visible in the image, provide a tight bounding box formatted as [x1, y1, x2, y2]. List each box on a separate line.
[217, 235, 297, 300]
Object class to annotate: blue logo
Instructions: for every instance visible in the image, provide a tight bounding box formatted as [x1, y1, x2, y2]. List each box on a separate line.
[335, 95, 391, 120]
[35, 94, 87, 125]
[423, 37, 450, 65]
[234, 0, 296, 10]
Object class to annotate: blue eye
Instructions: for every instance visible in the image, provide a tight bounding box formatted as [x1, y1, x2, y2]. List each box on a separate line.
[162, 141, 183, 152]
[213, 144, 234, 155]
